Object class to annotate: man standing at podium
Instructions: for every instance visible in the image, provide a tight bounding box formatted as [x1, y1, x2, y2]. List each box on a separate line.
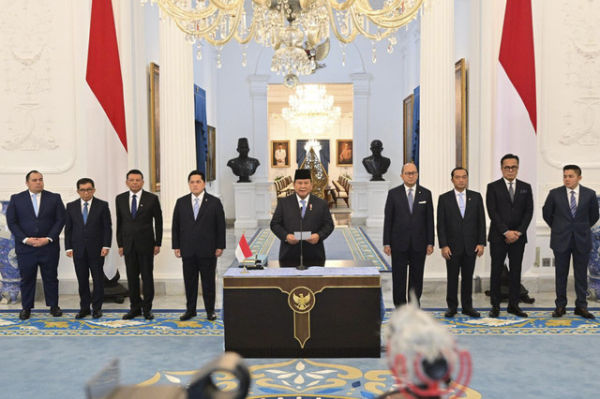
[271, 169, 334, 267]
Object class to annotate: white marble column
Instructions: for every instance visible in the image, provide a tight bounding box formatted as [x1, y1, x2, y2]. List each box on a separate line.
[158, 13, 196, 228]
[419, 0, 455, 277]
[248, 75, 270, 181]
[419, 0, 455, 202]
[351, 73, 372, 181]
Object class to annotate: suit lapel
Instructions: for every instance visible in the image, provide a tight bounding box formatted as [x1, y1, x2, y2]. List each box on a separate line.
[195, 194, 209, 222]
[121, 194, 133, 220]
[86, 199, 97, 224]
[400, 185, 411, 214]
[37, 191, 47, 218]
[560, 188, 574, 219]
[449, 191, 463, 219]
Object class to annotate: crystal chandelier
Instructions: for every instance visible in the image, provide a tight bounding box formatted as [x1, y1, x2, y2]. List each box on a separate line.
[282, 84, 341, 135]
[142, 0, 425, 86]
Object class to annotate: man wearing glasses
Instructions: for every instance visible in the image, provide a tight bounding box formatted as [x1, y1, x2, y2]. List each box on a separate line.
[64, 178, 112, 319]
[486, 154, 534, 318]
[383, 162, 434, 307]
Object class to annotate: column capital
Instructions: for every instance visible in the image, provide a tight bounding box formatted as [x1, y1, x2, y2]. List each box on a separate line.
[247, 74, 270, 97]
[350, 73, 372, 96]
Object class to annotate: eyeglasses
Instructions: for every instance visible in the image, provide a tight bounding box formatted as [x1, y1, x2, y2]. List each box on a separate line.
[403, 171, 418, 176]
[78, 188, 95, 192]
[502, 166, 519, 171]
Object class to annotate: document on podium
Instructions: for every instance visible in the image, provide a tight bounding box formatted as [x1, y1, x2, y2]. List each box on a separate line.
[294, 231, 312, 240]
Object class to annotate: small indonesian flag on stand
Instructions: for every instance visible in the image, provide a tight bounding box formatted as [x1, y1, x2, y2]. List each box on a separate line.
[235, 234, 253, 263]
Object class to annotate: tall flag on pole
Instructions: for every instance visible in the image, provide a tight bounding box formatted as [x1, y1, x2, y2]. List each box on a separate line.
[495, 0, 537, 270]
[86, 0, 127, 151]
[86, 0, 128, 278]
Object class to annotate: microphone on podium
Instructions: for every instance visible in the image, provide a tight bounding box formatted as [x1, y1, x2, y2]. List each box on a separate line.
[297, 203, 306, 270]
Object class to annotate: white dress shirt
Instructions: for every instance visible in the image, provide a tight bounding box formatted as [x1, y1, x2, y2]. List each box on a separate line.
[296, 194, 310, 210]
[129, 189, 143, 211]
[566, 185, 580, 207]
[24, 191, 52, 244]
[191, 191, 205, 210]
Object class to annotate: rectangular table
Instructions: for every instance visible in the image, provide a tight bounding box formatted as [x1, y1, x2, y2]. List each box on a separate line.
[223, 265, 381, 358]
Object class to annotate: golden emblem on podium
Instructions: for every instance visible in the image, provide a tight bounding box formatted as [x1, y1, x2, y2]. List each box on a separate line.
[289, 287, 315, 313]
[288, 286, 316, 347]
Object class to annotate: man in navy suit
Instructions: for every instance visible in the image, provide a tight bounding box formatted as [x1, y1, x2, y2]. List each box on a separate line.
[116, 169, 163, 320]
[172, 170, 226, 321]
[270, 169, 334, 268]
[437, 167, 486, 318]
[6, 170, 65, 320]
[486, 154, 534, 318]
[383, 163, 434, 307]
[543, 164, 599, 319]
[64, 178, 112, 319]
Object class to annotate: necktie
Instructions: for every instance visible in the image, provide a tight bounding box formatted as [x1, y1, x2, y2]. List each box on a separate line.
[407, 188, 414, 213]
[570, 190, 577, 217]
[193, 197, 200, 220]
[300, 199, 306, 218]
[458, 192, 465, 218]
[83, 201, 89, 224]
[31, 193, 39, 217]
[508, 182, 515, 202]
[131, 194, 137, 218]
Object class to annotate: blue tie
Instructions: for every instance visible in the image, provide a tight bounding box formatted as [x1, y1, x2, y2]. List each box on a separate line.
[31, 193, 39, 217]
[131, 194, 137, 218]
[83, 201, 89, 224]
[407, 188, 414, 213]
[570, 190, 577, 218]
[193, 197, 200, 220]
[300, 199, 306, 218]
[458, 192, 465, 218]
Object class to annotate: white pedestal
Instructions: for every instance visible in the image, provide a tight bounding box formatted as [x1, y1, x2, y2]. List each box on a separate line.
[233, 180, 272, 230]
[366, 181, 392, 228]
[350, 180, 369, 221]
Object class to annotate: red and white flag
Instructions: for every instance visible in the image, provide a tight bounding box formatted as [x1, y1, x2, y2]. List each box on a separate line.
[235, 234, 253, 263]
[495, 0, 537, 269]
[85, 0, 129, 279]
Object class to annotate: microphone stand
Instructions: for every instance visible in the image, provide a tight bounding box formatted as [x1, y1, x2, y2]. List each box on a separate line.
[297, 204, 306, 270]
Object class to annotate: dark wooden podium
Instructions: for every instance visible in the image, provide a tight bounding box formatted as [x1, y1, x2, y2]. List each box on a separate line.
[223, 263, 381, 358]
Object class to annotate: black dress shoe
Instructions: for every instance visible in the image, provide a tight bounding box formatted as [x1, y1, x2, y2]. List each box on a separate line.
[19, 309, 31, 320]
[507, 305, 528, 318]
[179, 311, 197, 321]
[122, 310, 142, 320]
[489, 306, 500, 318]
[521, 294, 535, 304]
[462, 308, 480, 318]
[444, 308, 457, 318]
[574, 307, 595, 319]
[75, 309, 91, 319]
[552, 306, 566, 317]
[143, 311, 154, 320]
[207, 312, 217, 321]
[50, 306, 63, 317]
[92, 310, 103, 319]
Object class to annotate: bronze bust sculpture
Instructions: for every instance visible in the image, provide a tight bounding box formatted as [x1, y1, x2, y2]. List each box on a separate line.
[227, 138, 260, 183]
[362, 139, 391, 181]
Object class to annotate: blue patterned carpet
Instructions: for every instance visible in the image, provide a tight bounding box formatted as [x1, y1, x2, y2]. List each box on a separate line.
[246, 227, 391, 271]
[2, 308, 598, 336]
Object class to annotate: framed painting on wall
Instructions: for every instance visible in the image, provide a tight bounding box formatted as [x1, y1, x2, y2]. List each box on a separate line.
[403, 94, 415, 164]
[206, 125, 216, 181]
[271, 140, 290, 168]
[455, 58, 468, 168]
[336, 139, 353, 166]
[149, 62, 160, 192]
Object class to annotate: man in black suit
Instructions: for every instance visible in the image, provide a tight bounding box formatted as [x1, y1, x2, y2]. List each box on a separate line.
[437, 167, 486, 318]
[172, 170, 226, 321]
[64, 178, 112, 319]
[270, 169, 334, 268]
[7, 170, 66, 320]
[383, 163, 434, 307]
[543, 164, 599, 319]
[486, 154, 533, 318]
[116, 169, 163, 320]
